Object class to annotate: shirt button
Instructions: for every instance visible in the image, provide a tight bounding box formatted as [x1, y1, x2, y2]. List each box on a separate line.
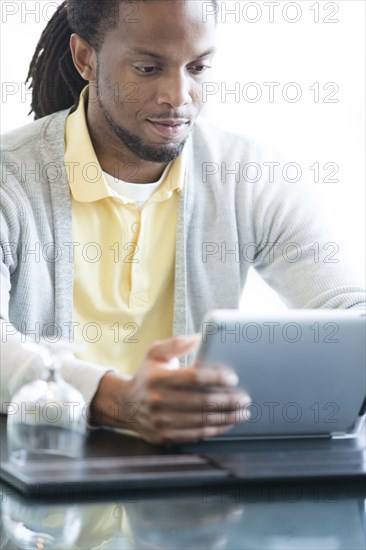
[132, 222, 139, 234]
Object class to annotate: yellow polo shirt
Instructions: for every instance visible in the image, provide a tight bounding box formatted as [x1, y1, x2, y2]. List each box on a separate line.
[64, 89, 185, 375]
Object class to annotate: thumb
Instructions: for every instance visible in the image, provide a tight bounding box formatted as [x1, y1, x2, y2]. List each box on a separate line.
[147, 334, 201, 363]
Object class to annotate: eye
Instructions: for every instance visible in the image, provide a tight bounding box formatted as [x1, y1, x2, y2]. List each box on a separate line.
[135, 66, 160, 75]
[190, 65, 211, 74]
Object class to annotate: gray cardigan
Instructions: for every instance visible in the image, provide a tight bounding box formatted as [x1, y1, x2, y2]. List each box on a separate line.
[1, 110, 365, 410]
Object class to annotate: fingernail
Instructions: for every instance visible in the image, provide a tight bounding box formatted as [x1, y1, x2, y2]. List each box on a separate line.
[224, 373, 239, 386]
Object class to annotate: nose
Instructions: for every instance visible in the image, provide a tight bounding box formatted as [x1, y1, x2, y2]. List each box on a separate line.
[156, 71, 193, 109]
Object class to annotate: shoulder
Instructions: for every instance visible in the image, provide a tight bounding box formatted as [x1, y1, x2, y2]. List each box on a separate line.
[191, 117, 262, 161]
[1, 109, 69, 154]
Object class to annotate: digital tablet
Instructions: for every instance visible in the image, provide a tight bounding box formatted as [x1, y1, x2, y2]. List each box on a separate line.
[195, 310, 366, 440]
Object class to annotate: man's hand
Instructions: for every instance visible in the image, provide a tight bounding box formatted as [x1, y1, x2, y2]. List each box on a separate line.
[89, 335, 251, 445]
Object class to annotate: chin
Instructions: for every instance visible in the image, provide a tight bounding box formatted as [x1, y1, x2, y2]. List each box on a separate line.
[128, 138, 187, 164]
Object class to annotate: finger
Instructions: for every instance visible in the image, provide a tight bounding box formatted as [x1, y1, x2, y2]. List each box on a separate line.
[151, 365, 240, 390]
[146, 388, 251, 413]
[143, 425, 236, 445]
[147, 334, 201, 363]
[140, 410, 250, 430]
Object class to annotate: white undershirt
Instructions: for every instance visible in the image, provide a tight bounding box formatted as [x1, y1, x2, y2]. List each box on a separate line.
[102, 162, 172, 210]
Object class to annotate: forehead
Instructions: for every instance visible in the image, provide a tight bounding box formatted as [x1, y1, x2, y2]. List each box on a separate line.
[103, 0, 217, 56]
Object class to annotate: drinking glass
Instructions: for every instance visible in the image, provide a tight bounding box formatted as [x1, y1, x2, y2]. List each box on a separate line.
[7, 339, 87, 464]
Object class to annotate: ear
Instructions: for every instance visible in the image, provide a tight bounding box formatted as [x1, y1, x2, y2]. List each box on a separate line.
[69, 33, 97, 81]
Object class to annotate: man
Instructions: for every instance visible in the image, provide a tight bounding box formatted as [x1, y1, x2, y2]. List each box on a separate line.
[1, 0, 365, 444]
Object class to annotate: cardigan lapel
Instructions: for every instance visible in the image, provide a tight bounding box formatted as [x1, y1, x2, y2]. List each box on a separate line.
[172, 132, 200, 367]
[172, 137, 190, 352]
[39, 109, 74, 340]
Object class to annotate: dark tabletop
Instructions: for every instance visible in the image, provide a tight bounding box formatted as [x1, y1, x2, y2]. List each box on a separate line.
[1, 415, 365, 549]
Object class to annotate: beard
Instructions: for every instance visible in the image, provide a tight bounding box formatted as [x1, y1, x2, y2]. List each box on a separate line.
[96, 82, 188, 164]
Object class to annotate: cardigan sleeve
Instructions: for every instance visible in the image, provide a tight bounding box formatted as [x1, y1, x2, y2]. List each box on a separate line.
[1, 119, 117, 414]
[0, 194, 114, 414]
[248, 147, 366, 310]
[0, 316, 115, 415]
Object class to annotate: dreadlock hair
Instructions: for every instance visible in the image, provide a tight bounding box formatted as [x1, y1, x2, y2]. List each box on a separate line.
[26, 0, 121, 119]
[26, 0, 218, 120]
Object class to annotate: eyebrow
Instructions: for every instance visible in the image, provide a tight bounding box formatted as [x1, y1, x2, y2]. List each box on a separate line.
[128, 47, 217, 60]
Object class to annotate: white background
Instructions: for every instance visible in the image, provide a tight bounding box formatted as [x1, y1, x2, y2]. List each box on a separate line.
[1, 0, 365, 312]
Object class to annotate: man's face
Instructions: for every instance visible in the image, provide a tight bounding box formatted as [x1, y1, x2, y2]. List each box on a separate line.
[93, 0, 217, 163]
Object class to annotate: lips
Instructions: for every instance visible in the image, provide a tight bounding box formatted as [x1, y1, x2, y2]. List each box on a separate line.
[146, 119, 190, 139]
